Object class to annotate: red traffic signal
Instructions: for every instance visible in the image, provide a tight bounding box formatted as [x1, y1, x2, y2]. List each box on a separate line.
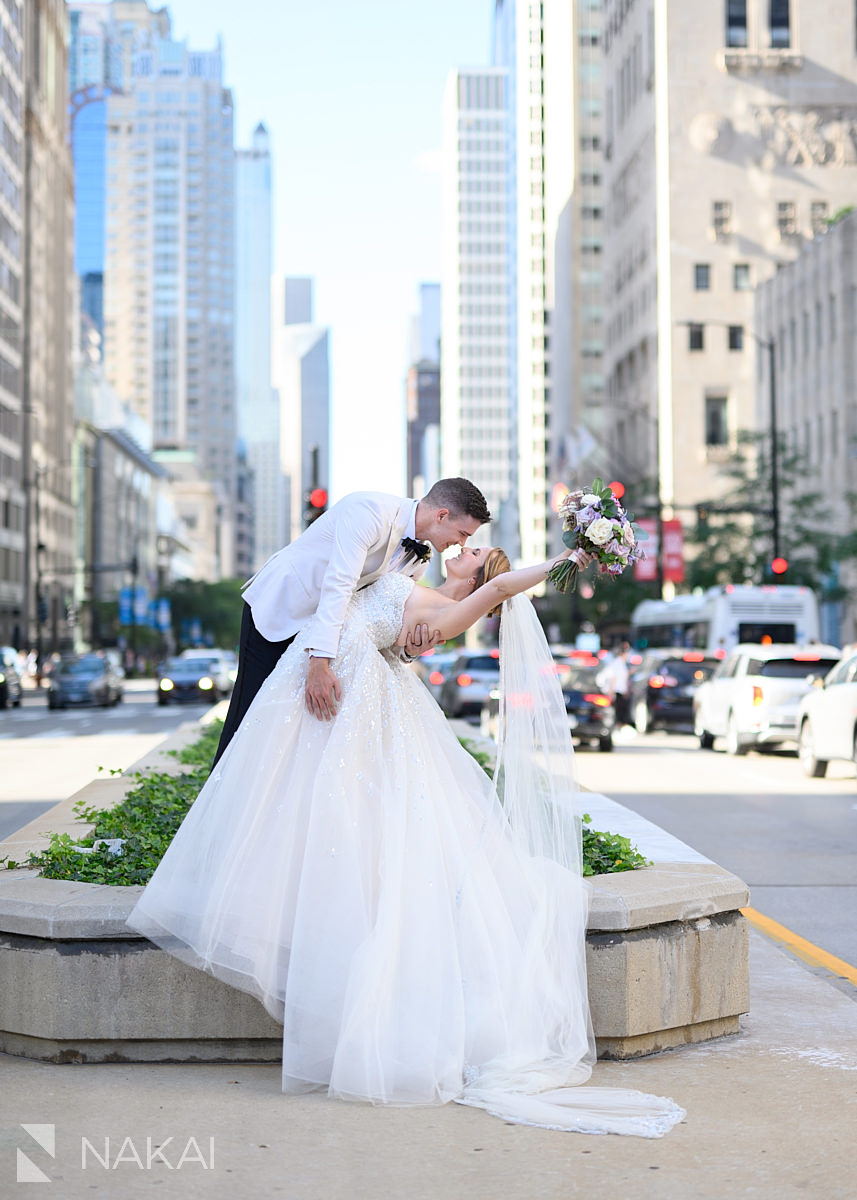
[608, 480, 625, 499]
[771, 557, 788, 575]
[309, 488, 328, 509]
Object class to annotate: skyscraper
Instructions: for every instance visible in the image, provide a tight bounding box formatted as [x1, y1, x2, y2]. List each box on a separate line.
[271, 277, 330, 545]
[600, 0, 857, 570]
[0, 0, 24, 647]
[235, 122, 283, 568]
[69, 3, 169, 337]
[441, 69, 517, 556]
[76, 4, 238, 556]
[491, 0, 574, 564]
[405, 283, 440, 498]
[22, 0, 76, 654]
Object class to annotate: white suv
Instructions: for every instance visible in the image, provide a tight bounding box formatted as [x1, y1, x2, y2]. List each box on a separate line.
[693, 643, 840, 756]
[795, 650, 857, 777]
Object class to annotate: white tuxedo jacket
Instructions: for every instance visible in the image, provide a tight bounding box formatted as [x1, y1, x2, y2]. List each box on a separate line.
[241, 491, 427, 657]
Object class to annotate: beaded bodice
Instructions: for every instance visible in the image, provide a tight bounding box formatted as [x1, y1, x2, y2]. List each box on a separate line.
[347, 572, 414, 650]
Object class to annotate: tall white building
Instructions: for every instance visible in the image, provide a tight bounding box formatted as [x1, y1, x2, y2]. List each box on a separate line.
[599, 0, 857, 566]
[271, 277, 330, 545]
[756, 211, 857, 644]
[236, 122, 283, 569]
[491, 0, 575, 563]
[441, 68, 518, 556]
[92, 7, 238, 544]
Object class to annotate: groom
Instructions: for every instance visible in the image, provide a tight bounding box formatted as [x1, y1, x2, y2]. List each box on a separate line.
[212, 477, 491, 764]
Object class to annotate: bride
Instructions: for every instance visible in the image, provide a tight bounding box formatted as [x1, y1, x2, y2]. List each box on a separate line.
[127, 545, 685, 1137]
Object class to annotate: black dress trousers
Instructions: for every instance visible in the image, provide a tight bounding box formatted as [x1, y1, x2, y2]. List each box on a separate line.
[212, 602, 296, 768]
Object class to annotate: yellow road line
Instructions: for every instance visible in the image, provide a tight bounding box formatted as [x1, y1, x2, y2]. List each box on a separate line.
[742, 906, 857, 988]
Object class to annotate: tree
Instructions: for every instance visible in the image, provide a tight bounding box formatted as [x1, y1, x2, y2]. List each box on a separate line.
[685, 430, 857, 598]
[165, 578, 245, 650]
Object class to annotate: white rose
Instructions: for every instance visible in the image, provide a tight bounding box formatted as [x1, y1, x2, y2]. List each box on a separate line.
[585, 517, 614, 546]
[581, 493, 600, 507]
[622, 522, 636, 546]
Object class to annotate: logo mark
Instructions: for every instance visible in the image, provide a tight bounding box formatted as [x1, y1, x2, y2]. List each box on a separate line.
[17, 1125, 55, 1184]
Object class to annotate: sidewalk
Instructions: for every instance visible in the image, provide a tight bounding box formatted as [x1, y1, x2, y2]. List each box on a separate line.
[2, 930, 855, 1199]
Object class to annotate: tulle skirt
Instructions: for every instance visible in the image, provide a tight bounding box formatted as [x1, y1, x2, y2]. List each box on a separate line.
[127, 625, 684, 1136]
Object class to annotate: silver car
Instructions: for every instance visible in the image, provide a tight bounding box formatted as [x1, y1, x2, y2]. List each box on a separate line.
[693, 643, 840, 755]
[439, 649, 501, 720]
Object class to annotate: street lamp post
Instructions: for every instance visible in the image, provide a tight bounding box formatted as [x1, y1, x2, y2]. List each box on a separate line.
[765, 336, 781, 562]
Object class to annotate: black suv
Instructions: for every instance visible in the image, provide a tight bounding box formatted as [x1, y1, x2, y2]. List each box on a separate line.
[629, 649, 720, 733]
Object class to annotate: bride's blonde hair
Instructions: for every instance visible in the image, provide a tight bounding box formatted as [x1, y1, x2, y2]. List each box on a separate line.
[472, 548, 511, 618]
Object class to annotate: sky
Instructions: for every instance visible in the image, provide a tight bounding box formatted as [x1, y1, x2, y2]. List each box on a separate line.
[167, 0, 495, 498]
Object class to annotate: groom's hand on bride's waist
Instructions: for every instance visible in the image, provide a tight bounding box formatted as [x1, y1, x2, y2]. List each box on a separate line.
[402, 623, 443, 662]
[306, 655, 342, 721]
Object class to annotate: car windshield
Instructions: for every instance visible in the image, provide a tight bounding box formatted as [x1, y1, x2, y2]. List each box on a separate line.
[461, 655, 500, 671]
[165, 658, 213, 672]
[752, 657, 839, 681]
[651, 659, 717, 684]
[557, 666, 600, 691]
[60, 658, 103, 676]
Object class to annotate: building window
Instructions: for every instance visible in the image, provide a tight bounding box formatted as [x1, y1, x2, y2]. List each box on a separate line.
[770, 0, 790, 48]
[713, 200, 732, 238]
[688, 324, 705, 351]
[726, 0, 748, 47]
[776, 201, 797, 239]
[728, 325, 744, 350]
[705, 395, 729, 446]
[694, 263, 711, 290]
[733, 263, 751, 290]
[811, 201, 829, 236]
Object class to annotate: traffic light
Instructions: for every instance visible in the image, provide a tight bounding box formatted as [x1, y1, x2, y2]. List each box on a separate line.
[696, 504, 710, 534]
[303, 487, 328, 528]
[771, 556, 788, 576]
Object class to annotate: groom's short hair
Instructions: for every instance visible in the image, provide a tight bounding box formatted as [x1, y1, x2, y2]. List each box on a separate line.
[423, 478, 491, 524]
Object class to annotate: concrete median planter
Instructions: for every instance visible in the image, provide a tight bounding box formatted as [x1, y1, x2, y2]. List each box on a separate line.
[0, 723, 750, 1065]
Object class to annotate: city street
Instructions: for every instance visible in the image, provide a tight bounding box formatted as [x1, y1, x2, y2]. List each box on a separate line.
[3, 691, 855, 995]
[0, 683, 215, 842]
[572, 727, 857, 984]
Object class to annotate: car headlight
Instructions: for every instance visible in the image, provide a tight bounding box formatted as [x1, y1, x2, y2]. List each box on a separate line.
[0, 673, 5, 683]
[198, 676, 214, 690]
[159, 678, 174, 691]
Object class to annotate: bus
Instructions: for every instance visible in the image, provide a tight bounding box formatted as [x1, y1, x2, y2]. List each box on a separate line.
[629, 585, 822, 655]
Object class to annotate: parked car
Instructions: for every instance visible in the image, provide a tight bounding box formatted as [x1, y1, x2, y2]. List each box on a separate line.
[0, 646, 23, 709]
[158, 656, 225, 705]
[482, 658, 615, 751]
[179, 648, 234, 696]
[693, 643, 841, 755]
[47, 654, 125, 709]
[439, 649, 500, 719]
[628, 649, 720, 734]
[795, 650, 857, 777]
[412, 649, 460, 705]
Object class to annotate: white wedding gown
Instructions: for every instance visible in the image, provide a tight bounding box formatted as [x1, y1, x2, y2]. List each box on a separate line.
[127, 574, 684, 1137]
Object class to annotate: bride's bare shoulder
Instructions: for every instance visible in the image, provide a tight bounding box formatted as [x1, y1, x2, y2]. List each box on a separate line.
[397, 583, 450, 644]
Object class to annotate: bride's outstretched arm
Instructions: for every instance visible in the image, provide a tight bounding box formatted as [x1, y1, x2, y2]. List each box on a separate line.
[417, 550, 577, 642]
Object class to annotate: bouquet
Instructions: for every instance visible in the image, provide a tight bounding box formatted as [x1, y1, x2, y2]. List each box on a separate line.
[547, 478, 646, 593]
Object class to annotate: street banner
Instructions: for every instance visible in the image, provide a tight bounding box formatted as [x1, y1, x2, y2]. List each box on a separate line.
[634, 518, 685, 584]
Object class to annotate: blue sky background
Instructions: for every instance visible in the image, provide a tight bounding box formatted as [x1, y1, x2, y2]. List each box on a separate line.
[168, 0, 495, 496]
